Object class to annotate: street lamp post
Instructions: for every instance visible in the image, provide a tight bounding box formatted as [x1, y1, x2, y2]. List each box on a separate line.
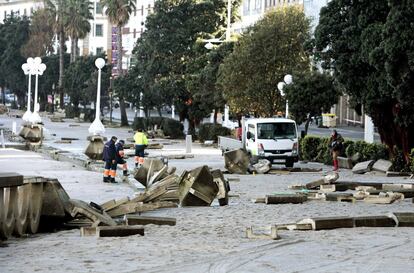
[29, 57, 47, 124]
[88, 58, 106, 135]
[21, 58, 33, 122]
[277, 74, 293, 118]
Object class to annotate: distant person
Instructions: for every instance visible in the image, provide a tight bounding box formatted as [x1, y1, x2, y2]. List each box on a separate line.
[134, 128, 148, 167]
[103, 136, 117, 183]
[329, 130, 344, 171]
[115, 140, 129, 177]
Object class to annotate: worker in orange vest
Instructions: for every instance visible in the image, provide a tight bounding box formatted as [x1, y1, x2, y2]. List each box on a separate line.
[134, 128, 148, 167]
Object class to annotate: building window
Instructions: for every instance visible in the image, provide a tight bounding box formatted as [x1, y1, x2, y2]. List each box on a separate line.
[95, 24, 103, 37]
[96, 47, 104, 55]
[96, 2, 103, 14]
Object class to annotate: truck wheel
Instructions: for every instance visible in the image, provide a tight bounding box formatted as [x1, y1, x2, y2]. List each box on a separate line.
[285, 159, 294, 168]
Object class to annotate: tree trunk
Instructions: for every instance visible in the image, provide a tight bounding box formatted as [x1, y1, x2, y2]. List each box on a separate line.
[117, 25, 129, 126]
[157, 107, 162, 117]
[58, 29, 65, 109]
[70, 38, 76, 63]
[1, 87, 5, 105]
[213, 109, 218, 124]
[304, 117, 311, 136]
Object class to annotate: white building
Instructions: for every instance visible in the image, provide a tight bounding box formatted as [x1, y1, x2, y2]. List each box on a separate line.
[234, 0, 329, 33]
[0, 0, 155, 72]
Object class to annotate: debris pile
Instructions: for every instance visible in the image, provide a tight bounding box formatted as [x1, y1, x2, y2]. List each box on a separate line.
[253, 172, 414, 205]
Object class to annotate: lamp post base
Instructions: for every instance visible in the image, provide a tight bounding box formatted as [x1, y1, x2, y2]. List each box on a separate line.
[84, 135, 107, 160]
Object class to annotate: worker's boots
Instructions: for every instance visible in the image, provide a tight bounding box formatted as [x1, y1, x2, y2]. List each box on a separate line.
[123, 170, 129, 176]
[109, 176, 116, 183]
[103, 176, 110, 183]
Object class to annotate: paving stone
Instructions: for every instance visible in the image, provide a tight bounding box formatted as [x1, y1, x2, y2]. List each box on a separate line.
[81, 225, 144, 237]
[372, 159, 392, 173]
[246, 225, 278, 240]
[265, 194, 307, 204]
[337, 156, 353, 169]
[352, 160, 375, 174]
[125, 215, 176, 226]
[297, 217, 354, 230]
[389, 212, 414, 227]
[354, 216, 396, 227]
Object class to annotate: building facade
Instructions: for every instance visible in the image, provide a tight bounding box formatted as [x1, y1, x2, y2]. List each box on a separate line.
[0, 0, 155, 72]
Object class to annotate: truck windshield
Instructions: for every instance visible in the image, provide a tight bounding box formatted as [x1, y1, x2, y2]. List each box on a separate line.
[257, 122, 296, 139]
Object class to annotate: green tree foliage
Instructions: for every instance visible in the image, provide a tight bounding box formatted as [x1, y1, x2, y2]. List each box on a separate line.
[132, 0, 233, 128]
[218, 7, 311, 117]
[65, 0, 93, 62]
[44, 0, 69, 108]
[63, 55, 111, 115]
[284, 72, 340, 135]
[314, 0, 414, 160]
[21, 9, 55, 57]
[0, 16, 30, 107]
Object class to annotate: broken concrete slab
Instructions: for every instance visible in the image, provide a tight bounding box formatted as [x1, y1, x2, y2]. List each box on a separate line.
[211, 169, 230, 206]
[386, 171, 412, 177]
[352, 160, 375, 174]
[100, 197, 130, 212]
[305, 172, 339, 189]
[81, 225, 144, 237]
[69, 199, 117, 226]
[265, 194, 307, 204]
[179, 166, 219, 206]
[319, 184, 336, 193]
[250, 159, 271, 174]
[337, 156, 353, 169]
[382, 184, 414, 191]
[364, 192, 404, 204]
[224, 149, 250, 174]
[297, 217, 354, 230]
[0, 172, 24, 188]
[325, 193, 354, 202]
[246, 225, 278, 240]
[372, 159, 392, 173]
[107, 201, 177, 218]
[389, 212, 414, 227]
[125, 215, 176, 226]
[354, 216, 396, 227]
[252, 197, 266, 203]
[41, 179, 72, 218]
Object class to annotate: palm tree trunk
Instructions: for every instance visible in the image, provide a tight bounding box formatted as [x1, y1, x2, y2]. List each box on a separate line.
[70, 38, 76, 63]
[117, 24, 128, 126]
[74, 38, 78, 62]
[58, 29, 65, 109]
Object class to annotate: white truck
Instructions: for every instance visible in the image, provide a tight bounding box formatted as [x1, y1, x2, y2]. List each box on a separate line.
[218, 118, 299, 167]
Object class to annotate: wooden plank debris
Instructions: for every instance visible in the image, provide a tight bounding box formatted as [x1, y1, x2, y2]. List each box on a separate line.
[297, 217, 354, 230]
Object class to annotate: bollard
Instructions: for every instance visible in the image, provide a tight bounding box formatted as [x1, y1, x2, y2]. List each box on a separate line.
[12, 121, 17, 135]
[1, 129, 4, 148]
[185, 135, 192, 154]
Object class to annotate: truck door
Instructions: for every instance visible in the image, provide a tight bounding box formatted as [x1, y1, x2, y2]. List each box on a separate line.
[246, 124, 256, 155]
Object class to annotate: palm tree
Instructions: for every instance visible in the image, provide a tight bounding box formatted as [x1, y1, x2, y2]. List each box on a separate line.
[44, 0, 68, 109]
[65, 0, 93, 63]
[100, 0, 135, 126]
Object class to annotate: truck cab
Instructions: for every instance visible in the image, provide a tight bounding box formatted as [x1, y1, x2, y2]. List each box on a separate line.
[244, 118, 299, 167]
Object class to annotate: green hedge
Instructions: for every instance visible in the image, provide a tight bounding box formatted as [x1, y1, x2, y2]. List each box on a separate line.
[300, 135, 389, 165]
[132, 117, 184, 139]
[198, 123, 232, 142]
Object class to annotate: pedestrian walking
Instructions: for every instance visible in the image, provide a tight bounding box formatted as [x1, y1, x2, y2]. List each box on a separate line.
[103, 136, 118, 183]
[329, 129, 344, 171]
[134, 128, 148, 167]
[115, 140, 129, 177]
